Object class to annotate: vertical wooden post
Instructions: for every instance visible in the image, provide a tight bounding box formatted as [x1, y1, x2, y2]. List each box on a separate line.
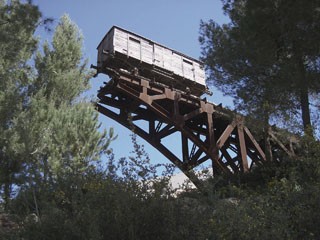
[237, 125, 249, 172]
[182, 134, 189, 163]
[173, 92, 181, 117]
[207, 112, 214, 151]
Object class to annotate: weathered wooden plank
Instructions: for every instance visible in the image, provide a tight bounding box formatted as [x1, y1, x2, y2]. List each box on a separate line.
[237, 126, 249, 172]
[97, 26, 207, 96]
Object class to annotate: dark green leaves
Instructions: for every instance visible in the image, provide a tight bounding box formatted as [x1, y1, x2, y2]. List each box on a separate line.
[200, 0, 320, 134]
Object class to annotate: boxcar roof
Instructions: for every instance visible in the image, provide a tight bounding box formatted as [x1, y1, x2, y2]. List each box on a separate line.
[97, 25, 203, 64]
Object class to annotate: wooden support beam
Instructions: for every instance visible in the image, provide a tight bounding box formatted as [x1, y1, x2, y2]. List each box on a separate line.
[268, 130, 295, 158]
[96, 72, 285, 189]
[216, 122, 236, 149]
[237, 125, 249, 172]
[156, 125, 177, 139]
[181, 134, 189, 163]
[150, 93, 167, 101]
[244, 127, 266, 161]
[220, 147, 239, 173]
[207, 112, 215, 150]
[183, 108, 203, 122]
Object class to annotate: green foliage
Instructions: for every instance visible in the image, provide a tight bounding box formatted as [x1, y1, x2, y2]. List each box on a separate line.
[0, 1, 112, 213]
[0, 0, 41, 207]
[200, 0, 320, 133]
[201, 138, 320, 239]
[2, 1, 320, 239]
[34, 14, 91, 105]
[9, 131, 319, 239]
[17, 100, 112, 180]
[9, 137, 213, 240]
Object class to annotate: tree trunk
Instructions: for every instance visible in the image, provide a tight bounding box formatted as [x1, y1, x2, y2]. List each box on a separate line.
[262, 104, 272, 161]
[295, 53, 312, 136]
[3, 180, 11, 210]
[300, 86, 312, 134]
[264, 126, 273, 161]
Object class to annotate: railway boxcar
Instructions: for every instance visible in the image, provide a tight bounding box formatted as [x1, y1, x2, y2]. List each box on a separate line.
[96, 26, 207, 96]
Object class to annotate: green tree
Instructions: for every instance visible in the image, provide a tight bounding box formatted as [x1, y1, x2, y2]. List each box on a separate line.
[14, 135, 214, 240]
[33, 14, 89, 105]
[1, 2, 212, 240]
[200, 136, 320, 239]
[199, 0, 320, 134]
[11, 14, 115, 219]
[0, 0, 41, 208]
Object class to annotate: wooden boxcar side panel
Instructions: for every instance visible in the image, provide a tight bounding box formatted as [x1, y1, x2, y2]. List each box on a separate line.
[141, 39, 153, 64]
[163, 48, 173, 72]
[182, 58, 194, 82]
[154, 44, 164, 68]
[193, 63, 206, 86]
[128, 34, 141, 60]
[97, 28, 114, 68]
[98, 27, 207, 94]
[114, 28, 128, 56]
[172, 52, 183, 77]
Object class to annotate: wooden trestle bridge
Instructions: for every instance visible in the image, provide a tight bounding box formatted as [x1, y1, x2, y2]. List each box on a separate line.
[95, 68, 296, 189]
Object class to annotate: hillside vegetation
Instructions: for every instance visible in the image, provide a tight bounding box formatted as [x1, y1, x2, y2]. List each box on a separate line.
[1, 1, 320, 239]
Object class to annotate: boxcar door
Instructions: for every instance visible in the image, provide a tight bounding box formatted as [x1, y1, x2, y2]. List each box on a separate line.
[128, 35, 141, 61]
[182, 59, 195, 82]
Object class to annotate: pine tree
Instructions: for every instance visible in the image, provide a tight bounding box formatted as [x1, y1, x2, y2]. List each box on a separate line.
[0, 0, 41, 208]
[0, 6, 115, 211]
[15, 14, 115, 205]
[199, 0, 320, 135]
[33, 14, 89, 105]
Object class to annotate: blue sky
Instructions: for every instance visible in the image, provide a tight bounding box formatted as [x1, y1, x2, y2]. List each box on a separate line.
[33, 0, 232, 166]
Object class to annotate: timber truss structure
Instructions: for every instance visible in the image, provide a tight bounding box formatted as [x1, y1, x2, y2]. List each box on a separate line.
[95, 69, 285, 189]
